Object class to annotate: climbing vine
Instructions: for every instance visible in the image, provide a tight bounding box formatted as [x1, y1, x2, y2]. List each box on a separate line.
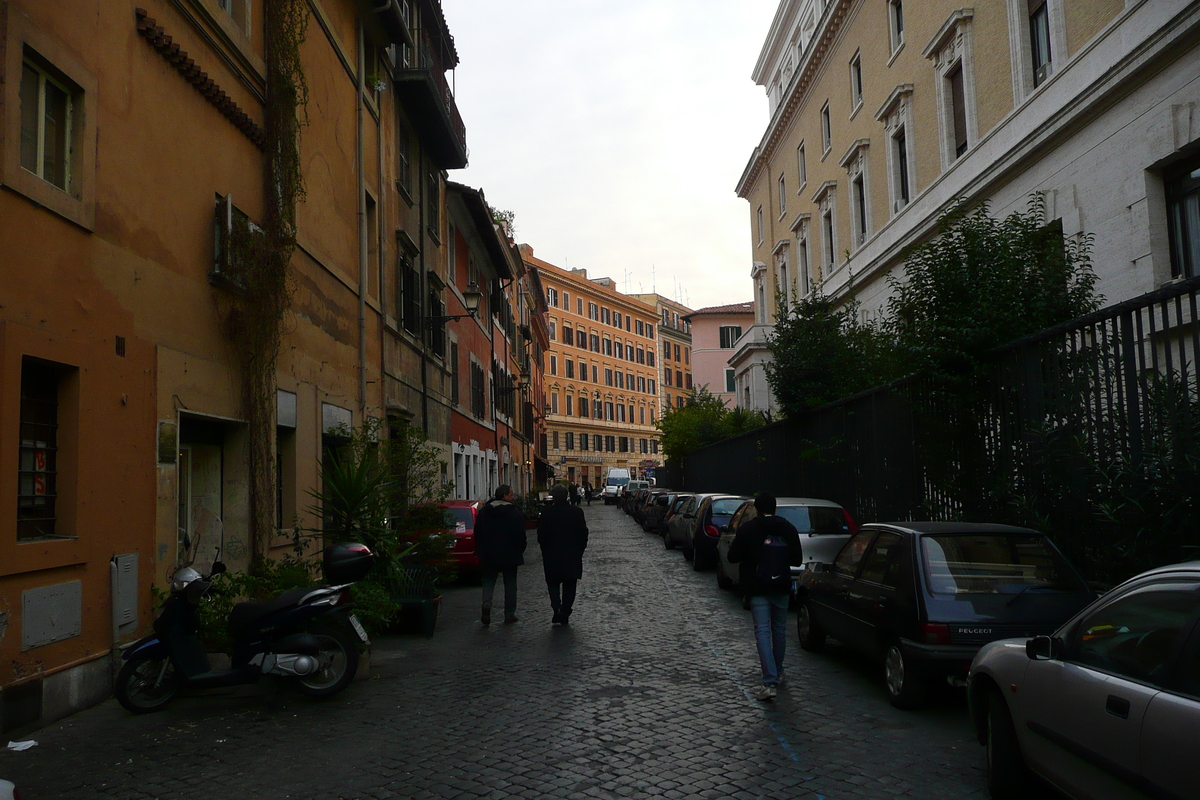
[220, 0, 309, 564]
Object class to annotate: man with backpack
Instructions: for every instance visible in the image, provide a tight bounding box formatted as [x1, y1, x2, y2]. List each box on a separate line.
[727, 492, 803, 701]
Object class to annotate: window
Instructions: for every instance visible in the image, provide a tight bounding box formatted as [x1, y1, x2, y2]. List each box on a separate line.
[663, 340, 672, 361]
[684, 347, 689, 365]
[719, 326, 743, 349]
[636, 320, 644, 336]
[1069, 585, 1200, 687]
[605, 436, 616, 452]
[592, 365, 598, 383]
[551, 393, 559, 415]
[580, 431, 589, 449]
[566, 433, 575, 450]
[565, 360, 575, 379]
[639, 406, 645, 424]
[663, 368, 672, 387]
[637, 348, 645, 365]
[675, 370, 683, 387]
[427, 289, 446, 356]
[605, 368, 613, 386]
[579, 360, 588, 381]
[470, 361, 486, 418]
[577, 298, 584, 315]
[625, 316, 632, 332]
[546, 287, 559, 308]
[589, 302, 599, 320]
[579, 397, 589, 418]
[797, 143, 807, 187]
[590, 334, 600, 353]
[647, 351, 655, 368]
[552, 431, 559, 449]
[889, 0, 905, 51]
[821, 102, 832, 153]
[401, 258, 421, 334]
[218, 0, 251, 32]
[603, 338, 612, 357]
[615, 372, 624, 390]
[20, 55, 74, 191]
[859, 533, 904, 586]
[1167, 153, 1200, 278]
[833, 531, 874, 577]
[725, 369, 736, 393]
[849, 52, 863, 110]
[564, 394, 573, 416]
[426, 172, 440, 237]
[650, 439, 658, 454]
[614, 311, 622, 329]
[674, 343, 681, 361]
[852, 173, 868, 247]
[549, 320, 557, 341]
[676, 396, 685, 408]
[604, 402, 614, 421]
[614, 341, 624, 359]
[647, 324, 655, 339]
[562, 291, 570, 311]
[617, 405, 626, 423]
[948, 65, 968, 158]
[601, 308, 611, 325]
[619, 436, 629, 453]
[894, 127, 910, 207]
[450, 343, 460, 406]
[797, 229, 810, 295]
[562, 325, 573, 346]
[1029, 0, 1052, 87]
[778, 174, 787, 217]
[549, 355, 557, 376]
[595, 434, 603, 451]
[18, 359, 69, 541]
[396, 119, 412, 194]
[756, 206, 764, 244]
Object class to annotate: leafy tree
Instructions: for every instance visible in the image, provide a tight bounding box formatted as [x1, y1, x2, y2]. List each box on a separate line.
[657, 387, 767, 460]
[887, 195, 1100, 378]
[489, 205, 517, 238]
[766, 290, 895, 415]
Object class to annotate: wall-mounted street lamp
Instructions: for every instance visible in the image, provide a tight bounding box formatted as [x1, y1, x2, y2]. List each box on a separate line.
[496, 375, 528, 396]
[427, 282, 484, 325]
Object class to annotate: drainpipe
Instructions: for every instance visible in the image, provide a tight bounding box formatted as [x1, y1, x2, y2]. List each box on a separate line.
[356, 23, 368, 418]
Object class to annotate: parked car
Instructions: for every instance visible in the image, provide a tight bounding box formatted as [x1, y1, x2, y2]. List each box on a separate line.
[661, 493, 694, 550]
[623, 480, 650, 513]
[634, 489, 669, 528]
[439, 499, 481, 574]
[625, 484, 653, 516]
[672, 494, 748, 570]
[642, 491, 679, 534]
[796, 522, 1093, 709]
[715, 497, 856, 592]
[967, 560, 1200, 800]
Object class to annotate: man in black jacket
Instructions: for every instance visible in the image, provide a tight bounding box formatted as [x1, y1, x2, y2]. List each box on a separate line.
[475, 485, 527, 625]
[727, 492, 803, 700]
[537, 484, 589, 625]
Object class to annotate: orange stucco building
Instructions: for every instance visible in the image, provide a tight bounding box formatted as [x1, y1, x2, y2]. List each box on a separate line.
[0, 0, 515, 734]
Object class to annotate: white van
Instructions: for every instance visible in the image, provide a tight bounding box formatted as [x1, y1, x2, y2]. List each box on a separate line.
[602, 468, 631, 504]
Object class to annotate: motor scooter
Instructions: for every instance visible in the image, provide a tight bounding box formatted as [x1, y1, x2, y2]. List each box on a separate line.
[115, 543, 374, 713]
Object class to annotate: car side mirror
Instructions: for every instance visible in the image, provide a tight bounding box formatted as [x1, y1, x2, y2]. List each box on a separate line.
[1026, 635, 1062, 661]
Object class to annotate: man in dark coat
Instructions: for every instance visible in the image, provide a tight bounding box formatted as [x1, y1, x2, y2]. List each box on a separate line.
[474, 484, 527, 625]
[537, 484, 589, 625]
[727, 492, 802, 700]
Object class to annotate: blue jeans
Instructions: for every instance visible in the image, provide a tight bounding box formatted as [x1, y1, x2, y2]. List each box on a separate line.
[481, 566, 518, 616]
[750, 594, 790, 686]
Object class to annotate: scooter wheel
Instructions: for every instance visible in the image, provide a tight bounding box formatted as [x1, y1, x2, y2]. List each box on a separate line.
[115, 653, 178, 714]
[294, 623, 360, 697]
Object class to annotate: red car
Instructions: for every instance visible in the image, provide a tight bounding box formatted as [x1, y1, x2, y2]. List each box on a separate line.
[440, 499, 480, 573]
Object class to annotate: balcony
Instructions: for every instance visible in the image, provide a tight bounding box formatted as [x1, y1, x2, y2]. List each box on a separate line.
[395, 41, 467, 169]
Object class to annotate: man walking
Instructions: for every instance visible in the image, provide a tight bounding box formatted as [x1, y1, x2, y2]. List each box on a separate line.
[474, 484, 527, 625]
[727, 492, 802, 700]
[583, 480, 593, 506]
[569, 481, 581, 506]
[537, 484, 589, 625]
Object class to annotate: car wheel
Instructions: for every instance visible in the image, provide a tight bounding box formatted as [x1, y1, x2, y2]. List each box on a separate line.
[796, 600, 826, 652]
[716, 559, 733, 590]
[693, 546, 711, 571]
[986, 688, 1030, 799]
[663, 530, 675, 550]
[682, 536, 694, 561]
[883, 640, 927, 709]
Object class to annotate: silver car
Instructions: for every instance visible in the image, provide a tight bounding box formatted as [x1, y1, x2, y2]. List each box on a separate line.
[967, 560, 1200, 800]
[715, 497, 856, 592]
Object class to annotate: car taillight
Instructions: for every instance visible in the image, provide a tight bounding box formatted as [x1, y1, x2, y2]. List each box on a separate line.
[705, 525, 718, 537]
[919, 623, 950, 644]
[842, 509, 858, 533]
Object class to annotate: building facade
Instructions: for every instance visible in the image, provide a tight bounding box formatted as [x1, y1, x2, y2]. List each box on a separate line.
[737, 0, 1200, 410]
[630, 294, 694, 414]
[526, 248, 663, 488]
[0, 0, 517, 733]
[683, 303, 756, 409]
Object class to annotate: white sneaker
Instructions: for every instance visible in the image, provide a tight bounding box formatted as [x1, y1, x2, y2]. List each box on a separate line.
[753, 684, 777, 701]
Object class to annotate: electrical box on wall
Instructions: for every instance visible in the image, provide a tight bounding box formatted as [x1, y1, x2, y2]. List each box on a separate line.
[22, 581, 83, 650]
[111, 554, 139, 642]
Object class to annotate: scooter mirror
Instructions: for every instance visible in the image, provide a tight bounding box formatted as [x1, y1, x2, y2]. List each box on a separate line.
[209, 561, 227, 576]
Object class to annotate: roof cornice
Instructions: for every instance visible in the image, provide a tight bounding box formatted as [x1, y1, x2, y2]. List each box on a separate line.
[736, 0, 856, 199]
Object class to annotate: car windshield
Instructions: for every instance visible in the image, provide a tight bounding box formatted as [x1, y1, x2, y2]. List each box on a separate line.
[921, 534, 1085, 595]
[777, 505, 848, 534]
[711, 498, 744, 516]
[607, 477, 630, 486]
[443, 507, 474, 530]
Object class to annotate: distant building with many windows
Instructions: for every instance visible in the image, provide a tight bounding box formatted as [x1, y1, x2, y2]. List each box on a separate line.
[522, 247, 662, 488]
[629, 294, 694, 414]
[684, 302, 756, 410]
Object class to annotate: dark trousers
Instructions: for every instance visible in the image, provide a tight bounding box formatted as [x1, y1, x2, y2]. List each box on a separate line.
[547, 579, 578, 617]
[481, 566, 518, 616]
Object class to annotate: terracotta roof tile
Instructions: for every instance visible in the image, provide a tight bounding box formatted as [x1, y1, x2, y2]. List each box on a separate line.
[684, 302, 754, 318]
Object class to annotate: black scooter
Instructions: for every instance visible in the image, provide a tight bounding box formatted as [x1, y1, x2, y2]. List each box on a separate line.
[115, 543, 374, 713]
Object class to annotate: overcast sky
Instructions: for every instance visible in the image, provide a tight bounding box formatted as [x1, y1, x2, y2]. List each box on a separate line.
[444, 0, 778, 312]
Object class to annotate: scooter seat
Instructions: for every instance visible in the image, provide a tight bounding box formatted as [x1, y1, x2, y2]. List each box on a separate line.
[228, 587, 311, 639]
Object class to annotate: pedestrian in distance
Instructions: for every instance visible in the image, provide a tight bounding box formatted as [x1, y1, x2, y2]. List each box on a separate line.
[474, 484, 527, 625]
[583, 481, 593, 506]
[569, 481, 581, 506]
[537, 483, 589, 625]
[727, 492, 803, 701]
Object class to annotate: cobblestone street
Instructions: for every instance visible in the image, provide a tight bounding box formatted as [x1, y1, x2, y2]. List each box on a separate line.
[2, 504, 992, 800]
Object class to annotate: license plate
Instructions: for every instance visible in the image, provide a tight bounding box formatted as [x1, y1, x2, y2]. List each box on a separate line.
[349, 614, 370, 644]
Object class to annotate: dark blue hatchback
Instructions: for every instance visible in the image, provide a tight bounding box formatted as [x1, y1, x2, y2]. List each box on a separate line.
[796, 522, 1094, 709]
